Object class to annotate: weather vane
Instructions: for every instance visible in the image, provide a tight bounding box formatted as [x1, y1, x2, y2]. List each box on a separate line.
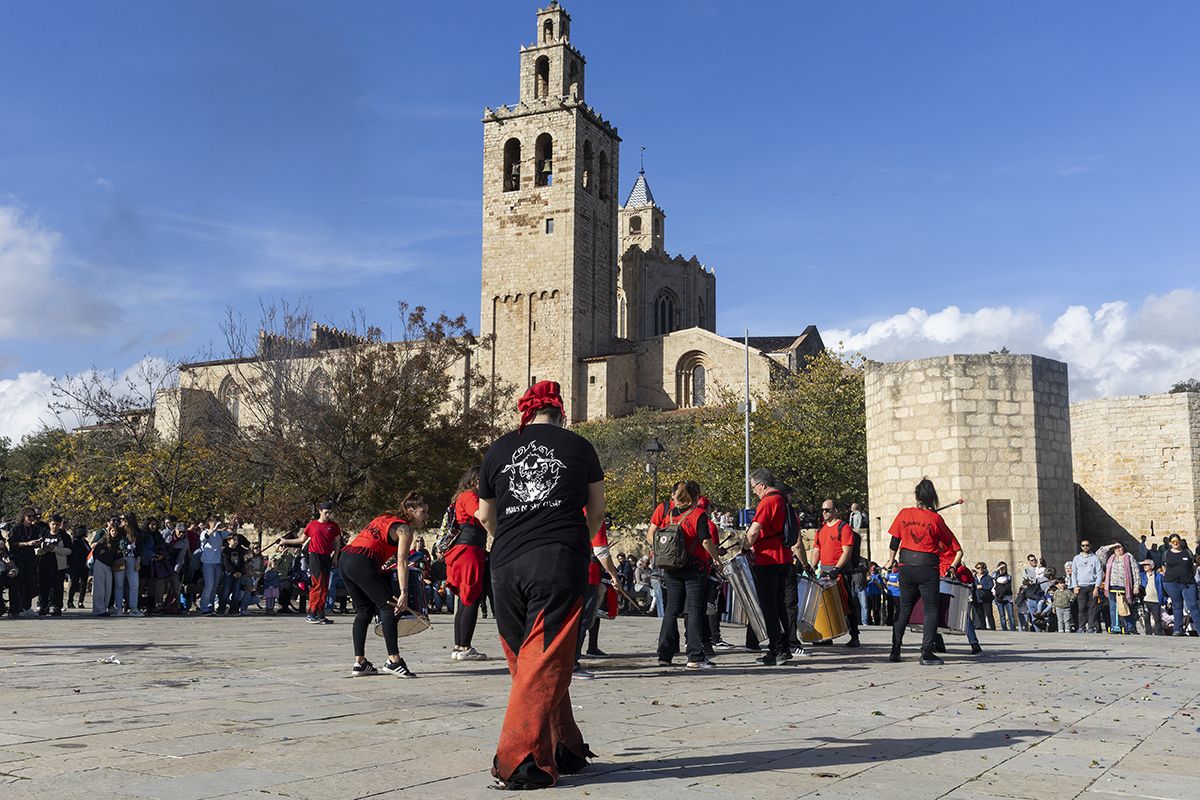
[639, 146, 646, 174]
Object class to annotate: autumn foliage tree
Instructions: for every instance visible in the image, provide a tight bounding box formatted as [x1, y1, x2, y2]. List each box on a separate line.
[576, 350, 867, 525]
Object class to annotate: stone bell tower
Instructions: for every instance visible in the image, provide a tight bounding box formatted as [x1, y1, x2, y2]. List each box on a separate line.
[480, 2, 621, 422]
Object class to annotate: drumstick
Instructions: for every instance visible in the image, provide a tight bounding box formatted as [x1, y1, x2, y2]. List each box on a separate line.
[934, 499, 964, 513]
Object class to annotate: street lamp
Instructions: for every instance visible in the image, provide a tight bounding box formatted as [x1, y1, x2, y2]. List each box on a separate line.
[643, 437, 665, 511]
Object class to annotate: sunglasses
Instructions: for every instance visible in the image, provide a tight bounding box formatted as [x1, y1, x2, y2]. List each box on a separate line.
[821, 508, 834, 513]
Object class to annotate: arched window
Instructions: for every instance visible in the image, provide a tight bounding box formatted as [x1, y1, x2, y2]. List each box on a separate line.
[629, 215, 642, 235]
[543, 19, 554, 43]
[697, 297, 707, 329]
[653, 216, 662, 237]
[568, 60, 580, 99]
[676, 351, 710, 408]
[306, 367, 331, 402]
[218, 376, 241, 426]
[534, 56, 549, 99]
[503, 137, 521, 192]
[616, 289, 628, 338]
[598, 150, 609, 200]
[581, 140, 593, 191]
[535, 133, 553, 187]
[654, 290, 677, 336]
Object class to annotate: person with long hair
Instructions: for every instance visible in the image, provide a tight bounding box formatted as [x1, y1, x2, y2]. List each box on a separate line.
[649, 480, 720, 669]
[446, 466, 489, 662]
[115, 513, 143, 616]
[885, 478, 962, 665]
[478, 380, 605, 790]
[340, 492, 428, 677]
[1159, 534, 1198, 636]
[7, 508, 45, 616]
[90, 520, 121, 616]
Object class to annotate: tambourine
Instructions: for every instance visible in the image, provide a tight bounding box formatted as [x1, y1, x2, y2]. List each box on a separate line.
[374, 611, 431, 638]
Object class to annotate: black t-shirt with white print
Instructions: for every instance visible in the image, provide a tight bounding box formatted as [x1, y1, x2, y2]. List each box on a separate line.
[479, 423, 604, 569]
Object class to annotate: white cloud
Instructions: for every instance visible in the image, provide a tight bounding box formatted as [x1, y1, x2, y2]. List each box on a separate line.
[0, 371, 58, 442]
[0, 204, 107, 338]
[0, 356, 171, 443]
[827, 289, 1200, 400]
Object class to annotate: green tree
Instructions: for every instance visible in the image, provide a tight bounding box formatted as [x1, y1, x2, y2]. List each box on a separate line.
[1169, 378, 1200, 393]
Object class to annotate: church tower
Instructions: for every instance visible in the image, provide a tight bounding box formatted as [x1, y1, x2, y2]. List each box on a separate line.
[480, 2, 621, 422]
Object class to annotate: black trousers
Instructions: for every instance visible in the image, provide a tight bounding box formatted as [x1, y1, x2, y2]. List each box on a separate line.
[784, 564, 800, 647]
[1074, 585, 1100, 632]
[1, 572, 22, 616]
[340, 552, 399, 658]
[69, 570, 88, 606]
[892, 563, 940, 656]
[14, 557, 36, 611]
[658, 566, 706, 662]
[492, 544, 588, 786]
[37, 557, 63, 612]
[752, 563, 790, 658]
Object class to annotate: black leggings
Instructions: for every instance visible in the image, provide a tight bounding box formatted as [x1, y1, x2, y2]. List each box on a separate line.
[892, 563, 940, 656]
[454, 599, 480, 647]
[340, 552, 399, 658]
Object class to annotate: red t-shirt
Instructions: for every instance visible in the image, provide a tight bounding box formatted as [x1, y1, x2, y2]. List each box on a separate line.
[751, 492, 790, 566]
[815, 520, 853, 567]
[345, 515, 406, 568]
[888, 507, 960, 558]
[454, 490, 480, 526]
[304, 520, 342, 556]
[587, 522, 610, 585]
[650, 503, 711, 565]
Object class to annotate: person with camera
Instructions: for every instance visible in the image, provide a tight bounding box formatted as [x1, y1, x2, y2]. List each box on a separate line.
[90, 521, 121, 616]
[7, 508, 46, 617]
[648, 480, 720, 669]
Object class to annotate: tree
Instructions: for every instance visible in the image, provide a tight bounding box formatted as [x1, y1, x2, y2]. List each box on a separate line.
[0, 429, 70, 519]
[1169, 378, 1200, 394]
[576, 349, 867, 524]
[211, 301, 507, 529]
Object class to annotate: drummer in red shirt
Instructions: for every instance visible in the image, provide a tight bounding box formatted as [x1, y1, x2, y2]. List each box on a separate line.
[446, 466, 489, 662]
[745, 468, 803, 666]
[279, 503, 342, 624]
[885, 478, 962, 665]
[810, 499, 861, 648]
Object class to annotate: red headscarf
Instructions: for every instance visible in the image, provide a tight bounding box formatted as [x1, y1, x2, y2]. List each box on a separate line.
[518, 380, 565, 432]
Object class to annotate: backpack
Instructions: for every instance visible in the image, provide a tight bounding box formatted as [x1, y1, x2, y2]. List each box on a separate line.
[434, 505, 461, 554]
[766, 492, 800, 549]
[653, 504, 691, 570]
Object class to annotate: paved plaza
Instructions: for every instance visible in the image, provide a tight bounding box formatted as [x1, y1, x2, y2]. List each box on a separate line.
[1, 612, 1197, 800]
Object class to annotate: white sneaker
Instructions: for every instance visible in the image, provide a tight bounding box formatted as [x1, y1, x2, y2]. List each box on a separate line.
[572, 667, 595, 681]
[712, 640, 736, 651]
[792, 647, 814, 658]
[451, 647, 488, 662]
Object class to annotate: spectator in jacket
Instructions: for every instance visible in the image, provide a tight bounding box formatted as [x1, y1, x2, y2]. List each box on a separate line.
[35, 514, 72, 616]
[1103, 542, 1139, 634]
[0, 538, 23, 618]
[67, 525, 90, 609]
[993, 562, 1016, 631]
[1140, 561, 1165, 636]
[221, 535, 248, 615]
[1050, 579, 1074, 633]
[198, 519, 229, 615]
[865, 563, 884, 626]
[1069, 539, 1104, 633]
[90, 523, 120, 617]
[883, 563, 901, 626]
[971, 562, 996, 630]
[1161, 534, 1200, 636]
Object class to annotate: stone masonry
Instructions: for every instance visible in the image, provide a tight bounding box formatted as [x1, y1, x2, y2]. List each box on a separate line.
[1071, 391, 1200, 543]
[865, 354, 1076, 572]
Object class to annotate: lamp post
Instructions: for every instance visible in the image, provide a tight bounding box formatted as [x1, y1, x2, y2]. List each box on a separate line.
[643, 437, 665, 511]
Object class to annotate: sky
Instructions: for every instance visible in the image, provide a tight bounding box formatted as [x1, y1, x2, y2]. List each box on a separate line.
[2, 1, 1199, 441]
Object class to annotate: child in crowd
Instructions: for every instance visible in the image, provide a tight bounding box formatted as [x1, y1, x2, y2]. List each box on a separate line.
[1050, 579, 1074, 633]
[263, 560, 281, 614]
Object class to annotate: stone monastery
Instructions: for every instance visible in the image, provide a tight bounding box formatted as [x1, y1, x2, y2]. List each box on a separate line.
[163, 2, 822, 429]
[479, 3, 823, 421]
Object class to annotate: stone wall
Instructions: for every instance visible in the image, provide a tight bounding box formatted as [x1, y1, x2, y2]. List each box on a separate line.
[632, 327, 773, 412]
[1071, 392, 1200, 543]
[865, 354, 1076, 573]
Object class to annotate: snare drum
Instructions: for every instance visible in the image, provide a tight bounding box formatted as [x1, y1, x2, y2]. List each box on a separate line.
[908, 578, 972, 634]
[795, 574, 822, 630]
[800, 579, 849, 642]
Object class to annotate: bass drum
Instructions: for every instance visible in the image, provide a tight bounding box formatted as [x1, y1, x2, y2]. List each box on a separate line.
[908, 579, 972, 634]
[723, 553, 768, 646]
[799, 578, 849, 642]
[795, 573, 822, 631]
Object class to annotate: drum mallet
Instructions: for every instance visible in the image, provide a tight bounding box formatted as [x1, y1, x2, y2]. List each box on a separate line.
[934, 499, 964, 513]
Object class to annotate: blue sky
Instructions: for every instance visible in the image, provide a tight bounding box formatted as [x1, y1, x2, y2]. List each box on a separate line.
[2, 1, 1199, 437]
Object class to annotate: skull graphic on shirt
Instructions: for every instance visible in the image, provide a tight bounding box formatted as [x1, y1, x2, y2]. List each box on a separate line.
[501, 441, 566, 504]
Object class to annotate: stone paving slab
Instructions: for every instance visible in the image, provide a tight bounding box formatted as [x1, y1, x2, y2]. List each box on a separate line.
[0, 612, 1197, 799]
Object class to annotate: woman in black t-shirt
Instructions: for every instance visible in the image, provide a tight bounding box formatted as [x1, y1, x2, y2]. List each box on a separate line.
[1161, 534, 1200, 636]
[477, 380, 604, 791]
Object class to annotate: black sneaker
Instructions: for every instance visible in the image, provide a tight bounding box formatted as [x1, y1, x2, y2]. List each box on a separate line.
[380, 658, 417, 678]
[351, 660, 377, 677]
[889, 648, 901, 663]
[919, 654, 944, 666]
[755, 654, 778, 666]
[320, 616, 335, 625]
[776, 650, 792, 663]
[845, 637, 861, 649]
[584, 648, 608, 658]
[970, 643, 983, 655]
